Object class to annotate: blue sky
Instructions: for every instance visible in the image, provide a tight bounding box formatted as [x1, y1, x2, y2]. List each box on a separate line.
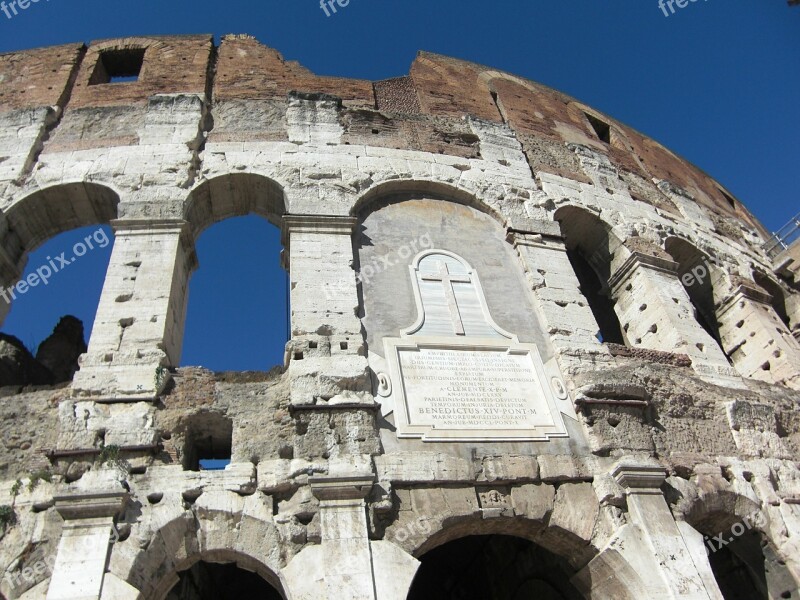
[1, 1, 798, 371]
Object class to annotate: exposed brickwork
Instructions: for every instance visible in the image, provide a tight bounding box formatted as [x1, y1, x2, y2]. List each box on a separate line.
[410, 52, 501, 121]
[0, 43, 84, 111]
[214, 35, 374, 107]
[67, 35, 214, 109]
[374, 77, 421, 114]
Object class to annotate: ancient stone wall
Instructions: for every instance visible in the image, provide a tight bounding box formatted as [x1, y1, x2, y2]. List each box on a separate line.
[0, 34, 799, 599]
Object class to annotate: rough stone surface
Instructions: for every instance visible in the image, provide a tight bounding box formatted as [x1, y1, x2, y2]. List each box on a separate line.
[0, 33, 798, 600]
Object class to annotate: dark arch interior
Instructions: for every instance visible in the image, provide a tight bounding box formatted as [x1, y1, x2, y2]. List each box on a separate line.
[693, 515, 798, 600]
[567, 249, 625, 344]
[407, 535, 583, 600]
[165, 561, 283, 600]
[753, 271, 792, 329]
[665, 238, 725, 350]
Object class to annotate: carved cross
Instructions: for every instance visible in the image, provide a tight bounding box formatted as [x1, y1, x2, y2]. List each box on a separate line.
[421, 261, 471, 335]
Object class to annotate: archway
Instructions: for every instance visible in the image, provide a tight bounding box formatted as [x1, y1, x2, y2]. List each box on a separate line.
[688, 511, 798, 600]
[555, 206, 626, 345]
[664, 237, 727, 352]
[407, 534, 583, 600]
[165, 561, 283, 600]
[0, 183, 119, 384]
[181, 174, 288, 371]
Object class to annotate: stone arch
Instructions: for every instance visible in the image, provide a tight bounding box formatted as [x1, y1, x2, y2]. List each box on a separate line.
[677, 490, 798, 600]
[2, 181, 120, 268]
[397, 516, 636, 600]
[117, 507, 287, 600]
[351, 179, 506, 226]
[752, 268, 796, 333]
[555, 205, 627, 344]
[406, 516, 594, 563]
[664, 236, 731, 347]
[183, 173, 287, 240]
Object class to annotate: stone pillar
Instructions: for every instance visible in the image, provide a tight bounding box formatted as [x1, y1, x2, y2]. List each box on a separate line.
[47, 491, 128, 600]
[609, 252, 742, 386]
[612, 460, 721, 599]
[282, 475, 376, 600]
[717, 284, 800, 389]
[507, 219, 614, 373]
[0, 241, 21, 326]
[72, 219, 196, 401]
[282, 215, 371, 406]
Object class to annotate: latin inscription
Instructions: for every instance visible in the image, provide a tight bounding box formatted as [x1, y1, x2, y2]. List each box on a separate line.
[398, 348, 556, 431]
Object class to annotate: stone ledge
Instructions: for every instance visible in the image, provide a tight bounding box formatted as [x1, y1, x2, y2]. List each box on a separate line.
[606, 343, 692, 367]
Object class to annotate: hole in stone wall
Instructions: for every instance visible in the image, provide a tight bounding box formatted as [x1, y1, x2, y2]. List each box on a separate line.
[585, 112, 611, 143]
[89, 48, 145, 85]
[180, 413, 233, 472]
[719, 188, 737, 210]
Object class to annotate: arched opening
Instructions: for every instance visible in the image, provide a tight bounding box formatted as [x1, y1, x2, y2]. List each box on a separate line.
[180, 216, 287, 371]
[688, 512, 798, 600]
[567, 250, 625, 344]
[556, 207, 626, 345]
[753, 270, 792, 329]
[0, 183, 119, 386]
[182, 175, 288, 371]
[407, 534, 582, 600]
[664, 238, 726, 352]
[165, 561, 283, 600]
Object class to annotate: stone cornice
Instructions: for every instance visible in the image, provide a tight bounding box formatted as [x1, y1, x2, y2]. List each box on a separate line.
[54, 491, 129, 521]
[310, 475, 375, 501]
[609, 251, 680, 295]
[612, 460, 667, 494]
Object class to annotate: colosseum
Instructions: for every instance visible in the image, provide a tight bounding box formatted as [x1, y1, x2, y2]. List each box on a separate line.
[0, 33, 799, 600]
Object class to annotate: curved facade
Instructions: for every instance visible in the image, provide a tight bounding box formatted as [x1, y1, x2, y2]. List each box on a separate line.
[0, 34, 799, 599]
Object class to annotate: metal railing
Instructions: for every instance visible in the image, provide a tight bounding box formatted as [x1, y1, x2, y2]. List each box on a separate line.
[764, 211, 800, 259]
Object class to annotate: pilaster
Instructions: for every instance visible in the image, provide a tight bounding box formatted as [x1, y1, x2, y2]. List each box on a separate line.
[717, 284, 800, 389]
[47, 491, 128, 600]
[71, 219, 196, 401]
[609, 252, 743, 387]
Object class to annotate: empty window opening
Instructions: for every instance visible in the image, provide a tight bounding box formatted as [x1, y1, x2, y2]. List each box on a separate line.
[585, 113, 611, 143]
[179, 413, 233, 472]
[89, 48, 145, 85]
[719, 188, 737, 210]
[166, 561, 283, 600]
[567, 250, 625, 345]
[407, 535, 582, 600]
[181, 216, 288, 371]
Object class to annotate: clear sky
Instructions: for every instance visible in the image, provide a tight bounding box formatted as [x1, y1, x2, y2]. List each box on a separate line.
[1, 1, 798, 371]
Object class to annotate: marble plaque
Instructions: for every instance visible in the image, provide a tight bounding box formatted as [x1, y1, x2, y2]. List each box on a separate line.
[380, 249, 570, 441]
[385, 339, 568, 441]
